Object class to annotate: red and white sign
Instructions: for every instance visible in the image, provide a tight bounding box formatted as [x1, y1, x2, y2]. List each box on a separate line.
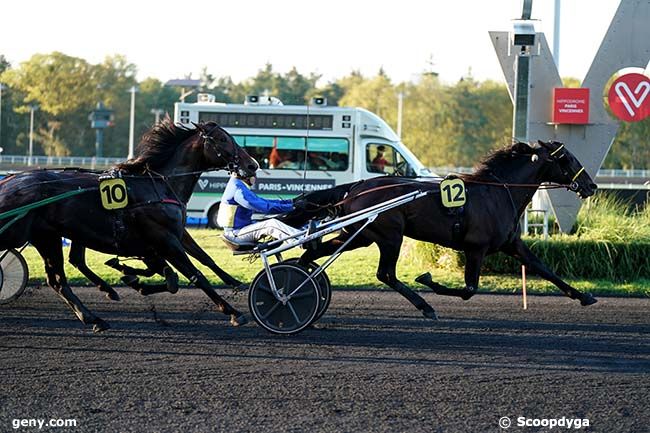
[607, 73, 650, 122]
[552, 88, 590, 124]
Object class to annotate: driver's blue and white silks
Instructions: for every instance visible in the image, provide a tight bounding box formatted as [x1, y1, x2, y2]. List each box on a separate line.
[218, 175, 300, 245]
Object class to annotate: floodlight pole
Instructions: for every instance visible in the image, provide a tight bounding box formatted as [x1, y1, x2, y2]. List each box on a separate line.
[128, 86, 138, 159]
[553, 0, 561, 69]
[28, 105, 38, 166]
[397, 92, 403, 139]
[0, 84, 4, 152]
[151, 108, 164, 124]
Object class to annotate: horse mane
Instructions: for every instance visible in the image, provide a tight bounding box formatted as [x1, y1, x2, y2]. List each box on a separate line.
[116, 116, 198, 173]
[464, 141, 537, 180]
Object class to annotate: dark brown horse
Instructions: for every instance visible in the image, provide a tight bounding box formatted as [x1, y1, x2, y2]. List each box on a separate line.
[285, 140, 598, 319]
[0, 120, 258, 332]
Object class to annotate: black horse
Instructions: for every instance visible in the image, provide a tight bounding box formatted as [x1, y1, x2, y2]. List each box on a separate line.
[285, 140, 598, 319]
[0, 120, 258, 332]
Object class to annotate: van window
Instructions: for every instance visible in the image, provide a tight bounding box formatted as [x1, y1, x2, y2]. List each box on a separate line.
[306, 138, 349, 171]
[237, 135, 349, 171]
[366, 143, 414, 176]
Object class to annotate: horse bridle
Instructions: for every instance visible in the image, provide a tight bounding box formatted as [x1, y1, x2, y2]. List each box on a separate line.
[548, 143, 585, 192]
[199, 123, 242, 173]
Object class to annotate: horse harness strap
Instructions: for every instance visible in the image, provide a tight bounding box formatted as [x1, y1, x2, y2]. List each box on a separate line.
[335, 182, 411, 207]
[571, 167, 585, 182]
[489, 173, 520, 243]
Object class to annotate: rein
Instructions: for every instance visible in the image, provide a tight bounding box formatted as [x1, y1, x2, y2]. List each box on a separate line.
[144, 167, 185, 208]
[309, 175, 571, 211]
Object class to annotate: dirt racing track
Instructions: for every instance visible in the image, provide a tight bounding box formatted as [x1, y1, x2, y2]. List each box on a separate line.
[1, 286, 648, 432]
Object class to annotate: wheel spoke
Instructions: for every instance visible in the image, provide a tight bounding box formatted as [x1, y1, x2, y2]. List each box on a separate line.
[289, 292, 315, 300]
[257, 281, 274, 295]
[284, 269, 293, 290]
[259, 300, 282, 320]
[286, 300, 301, 323]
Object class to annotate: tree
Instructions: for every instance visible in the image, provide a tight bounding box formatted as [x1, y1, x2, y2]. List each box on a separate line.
[2, 52, 96, 116]
[0, 53, 100, 155]
[339, 71, 397, 127]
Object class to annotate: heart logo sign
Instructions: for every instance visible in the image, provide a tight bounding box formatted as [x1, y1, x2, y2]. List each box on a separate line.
[608, 73, 650, 122]
[198, 179, 209, 190]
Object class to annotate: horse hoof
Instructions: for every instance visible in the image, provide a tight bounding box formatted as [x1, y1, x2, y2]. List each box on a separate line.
[234, 282, 249, 292]
[121, 275, 139, 287]
[105, 258, 120, 268]
[415, 272, 432, 286]
[460, 290, 475, 301]
[230, 313, 248, 327]
[105, 290, 121, 302]
[581, 293, 598, 306]
[164, 267, 179, 294]
[422, 309, 438, 320]
[93, 320, 110, 333]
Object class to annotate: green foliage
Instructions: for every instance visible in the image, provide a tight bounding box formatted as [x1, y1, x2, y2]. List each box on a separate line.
[1, 52, 97, 116]
[416, 194, 650, 283]
[0, 52, 648, 168]
[574, 193, 650, 241]
[17, 231, 649, 297]
[602, 117, 650, 169]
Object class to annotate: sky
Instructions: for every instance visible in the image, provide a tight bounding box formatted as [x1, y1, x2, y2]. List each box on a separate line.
[0, 0, 630, 87]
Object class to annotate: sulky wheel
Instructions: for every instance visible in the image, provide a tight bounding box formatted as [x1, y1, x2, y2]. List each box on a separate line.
[283, 258, 331, 323]
[249, 263, 319, 335]
[0, 249, 29, 305]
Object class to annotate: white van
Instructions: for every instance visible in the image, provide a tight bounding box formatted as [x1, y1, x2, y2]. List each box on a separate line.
[175, 94, 432, 227]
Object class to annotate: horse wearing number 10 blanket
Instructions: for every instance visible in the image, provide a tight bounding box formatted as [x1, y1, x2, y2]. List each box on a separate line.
[0, 120, 259, 332]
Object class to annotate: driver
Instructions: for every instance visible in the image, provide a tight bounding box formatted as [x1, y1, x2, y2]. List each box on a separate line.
[217, 172, 301, 245]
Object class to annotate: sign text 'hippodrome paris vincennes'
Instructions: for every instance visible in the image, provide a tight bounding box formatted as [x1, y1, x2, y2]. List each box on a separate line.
[194, 177, 335, 195]
[552, 88, 590, 124]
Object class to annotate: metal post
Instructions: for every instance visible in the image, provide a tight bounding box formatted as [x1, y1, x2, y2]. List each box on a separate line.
[397, 92, 403, 139]
[151, 108, 164, 124]
[0, 83, 4, 152]
[553, 0, 561, 69]
[95, 128, 104, 158]
[28, 105, 36, 166]
[128, 86, 138, 159]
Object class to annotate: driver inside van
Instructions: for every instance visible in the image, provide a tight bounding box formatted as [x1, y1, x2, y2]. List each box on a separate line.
[217, 172, 302, 246]
[370, 145, 389, 173]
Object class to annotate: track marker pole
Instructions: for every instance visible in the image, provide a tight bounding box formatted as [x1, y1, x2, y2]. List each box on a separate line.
[521, 265, 528, 310]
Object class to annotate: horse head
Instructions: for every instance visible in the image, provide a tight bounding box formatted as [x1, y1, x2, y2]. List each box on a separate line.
[195, 122, 259, 177]
[536, 140, 597, 199]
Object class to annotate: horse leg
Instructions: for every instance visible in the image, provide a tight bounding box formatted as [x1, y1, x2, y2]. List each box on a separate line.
[501, 237, 597, 305]
[375, 239, 438, 320]
[415, 247, 487, 301]
[182, 230, 245, 289]
[298, 230, 373, 264]
[104, 258, 157, 277]
[68, 243, 120, 301]
[120, 257, 179, 295]
[155, 236, 247, 326]
[32, 236, 109, 332]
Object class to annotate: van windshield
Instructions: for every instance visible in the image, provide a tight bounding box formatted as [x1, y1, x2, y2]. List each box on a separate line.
[366, 143, 416, 177]
[233, 135, 349, 171]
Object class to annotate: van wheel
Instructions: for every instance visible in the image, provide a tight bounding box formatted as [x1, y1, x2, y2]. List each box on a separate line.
[207, 204, 221, 229]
